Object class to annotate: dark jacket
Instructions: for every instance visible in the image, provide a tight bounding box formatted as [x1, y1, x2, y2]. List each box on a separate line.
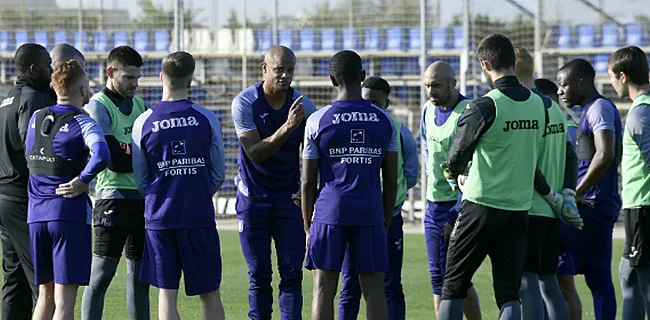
[0, 76, 56, 199]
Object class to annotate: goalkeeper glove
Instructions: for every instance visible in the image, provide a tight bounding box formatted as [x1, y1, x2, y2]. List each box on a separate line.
[440, 162, 460, 193]
[542, 189, 564, 217]
[291, 192, 301, 208]
[560, 189, 584, 230]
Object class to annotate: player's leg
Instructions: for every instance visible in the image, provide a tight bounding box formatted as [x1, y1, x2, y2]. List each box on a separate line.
[464, 287, 482, 320]
[236, 194, 274, 319]
[178, 227, 224, 320]
[30, 222, 55, 320]
[537, 218, 568, 320]
[557, 275, 582, 320]
[629, 264, 650, 317]
[618, 257, 645, 320]
[423, 201, 446, 313]
[557, 225, 583, 320]
[272, 205, 306, 319]
[488, 209, 528, 320]
[32, 282, 54, 320]
[139, 230, 182, 320]
[81, 225, 127, 320]
[439, 201, 492, 320]
[520, 216, 545, 320]
[385, 211, 406, 320]
[51, 221, 91, 320]
[305, 222, 347, 320]
[354, 223, 389, 320]
[124, 210, 149, 320]
[338, 246, 362, 320]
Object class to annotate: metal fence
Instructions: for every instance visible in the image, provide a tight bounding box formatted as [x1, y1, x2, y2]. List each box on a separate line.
[0, 0, 646, 221]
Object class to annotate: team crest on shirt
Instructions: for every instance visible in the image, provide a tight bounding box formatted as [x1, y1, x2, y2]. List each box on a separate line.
[171, 140, 187, 155]
[59, 123, 69, 132]
[350, 129, 365, 144]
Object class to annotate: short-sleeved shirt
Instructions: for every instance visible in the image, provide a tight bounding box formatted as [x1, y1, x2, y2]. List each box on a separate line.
[302, 99, 398, 226]
[232, 82, 317, 201]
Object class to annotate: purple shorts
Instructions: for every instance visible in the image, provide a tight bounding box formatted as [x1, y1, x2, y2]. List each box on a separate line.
[305, 222, 387, 273]
[140, 227, 222, 296]
[29, 221, 91, 285]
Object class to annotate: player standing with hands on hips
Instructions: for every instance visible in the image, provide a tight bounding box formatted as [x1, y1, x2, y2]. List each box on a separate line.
[231, 45, 316, 319]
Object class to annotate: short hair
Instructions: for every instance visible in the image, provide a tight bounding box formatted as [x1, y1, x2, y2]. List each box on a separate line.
[51, 59, 86, 94]
[362, 76, 391, 95]
[476, 34, 516, 71]
[514, 47, 534, 80]
[330, 50, 363, 84]
[559, 58, 595, 81]
[534, 78, 559, 97]
[107, 46, 143, 68]
[15, 43, 47, 75]
[609, 46, 649, 86]
[162, 51, 195, 88]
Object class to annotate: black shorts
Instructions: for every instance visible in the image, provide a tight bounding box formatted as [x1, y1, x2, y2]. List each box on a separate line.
[523, 215, 560, 275]
[93, 199, 145, 260]
[623, 207, 650, 267]
[442, 200, 528, 308]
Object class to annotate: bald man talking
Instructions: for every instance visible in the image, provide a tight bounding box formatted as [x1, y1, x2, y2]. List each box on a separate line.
[231, 45, 316, 319]
[420, 61, 482, 319]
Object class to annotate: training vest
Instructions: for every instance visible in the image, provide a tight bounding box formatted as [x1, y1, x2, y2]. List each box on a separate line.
[425, 99, 470, 202]
[91, 92, 146, 191]
[622, 94, 650, 209]
[379, 117, 407, 209]
[463, 89, 546, 211]
[530, 101, 568, 217]
[27, 108, 86, 177]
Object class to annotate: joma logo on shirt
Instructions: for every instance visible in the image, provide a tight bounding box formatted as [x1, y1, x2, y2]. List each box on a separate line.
[332, 112, 380, 124]
[545, 123, 565, 135]
[123, 126, 133, 135]
[151, 116, 199, 132]
[503, 119, 539, 132]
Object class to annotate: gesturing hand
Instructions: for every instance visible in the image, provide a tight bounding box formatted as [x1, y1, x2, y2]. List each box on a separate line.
[285, 96, 306, 130]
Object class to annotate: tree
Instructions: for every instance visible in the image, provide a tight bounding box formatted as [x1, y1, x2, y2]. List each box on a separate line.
[133, 0, 199, 31]
[634, 14, 650, 24]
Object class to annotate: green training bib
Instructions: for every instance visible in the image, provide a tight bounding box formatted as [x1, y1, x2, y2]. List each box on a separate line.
[622, 93, 650, 208]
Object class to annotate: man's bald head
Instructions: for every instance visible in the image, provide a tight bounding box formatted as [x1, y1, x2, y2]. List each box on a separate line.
[262, 46, 296, 93]
[50, 43, 85, 69]
[423, 61, 457, 107]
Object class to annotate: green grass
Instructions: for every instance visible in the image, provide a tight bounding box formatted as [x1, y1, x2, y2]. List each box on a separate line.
[6, 231, 626, 319]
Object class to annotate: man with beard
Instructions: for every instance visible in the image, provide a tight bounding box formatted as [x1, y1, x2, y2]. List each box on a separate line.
[231, 45, 317, 319]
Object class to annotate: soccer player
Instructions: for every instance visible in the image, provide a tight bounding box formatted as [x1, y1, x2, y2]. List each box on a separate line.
[337, 76, 418, 320]
[607, 46, 650, 319]
[81, 46, 150, 320]
[535, 77, 584, 320]
[0, 43, 54, 319]
[557, 58, 623, 320]
[514, 47, 582, 320]
[302, 50, 398, 320]
[437, 34, 547, 320]
[132, 51, 226, 320]
[231, 45, 316, 319]
[26, 60, 109, 320]
[419, 61, 481, 319]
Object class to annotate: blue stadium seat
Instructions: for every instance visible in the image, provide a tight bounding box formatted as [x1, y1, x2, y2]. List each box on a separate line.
[392, 86, 410, 101]
[402, 57, 420, 75]
[133, 31, 149, 52]
[385, 27, 404, 51]
[342, 28, 357, 50]
[313, 58, 329, 77]
[593, 55, 609, 74]
[278, 30, 293, 49]
[93, 32, 108, 52]
[320, 28, 337, 51]
[34, 31, 48, 49]
[452, 27, 463, 49]
[555, 25, 572, 48]
[577, 24, 595, 48]
[54, 31, 67, 45]
[0, 31, 9, 52]
[379, 57, 399, 76]
[364, 28, 380, 51]
[15, 30, 29, 49]
[113, 31, 129, 47]
[362, 59, 370, 74]
[86, 61, 100, 78]
[431, 27, 448, 49]
[153, 30, 170, 52]
[73, 31, 89, 52]
[255, 29, 272, 52]
[600, 24, 618, 48]
[626, 23, 645, 46]
[299, 29, 315, 51]
[407, 27, 421, 52]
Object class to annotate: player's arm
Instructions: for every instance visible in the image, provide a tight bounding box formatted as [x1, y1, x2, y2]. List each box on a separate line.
[85, 100, 134, 173]
[420, 106, 429, 176]
[627, 104, 650, 170]
[446, 97, 495, 177]
[18, 94, 49, 144]
[563, 141, 578, 190]
[382, 118, 400, 228]
[233, 95, 305, 164]
[576, 101, 618, 197]
[131, 114, 149, 196]
[300, 114, 320, 233]
[401, 125, 419, 189]
[204, 109, 226, 194]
